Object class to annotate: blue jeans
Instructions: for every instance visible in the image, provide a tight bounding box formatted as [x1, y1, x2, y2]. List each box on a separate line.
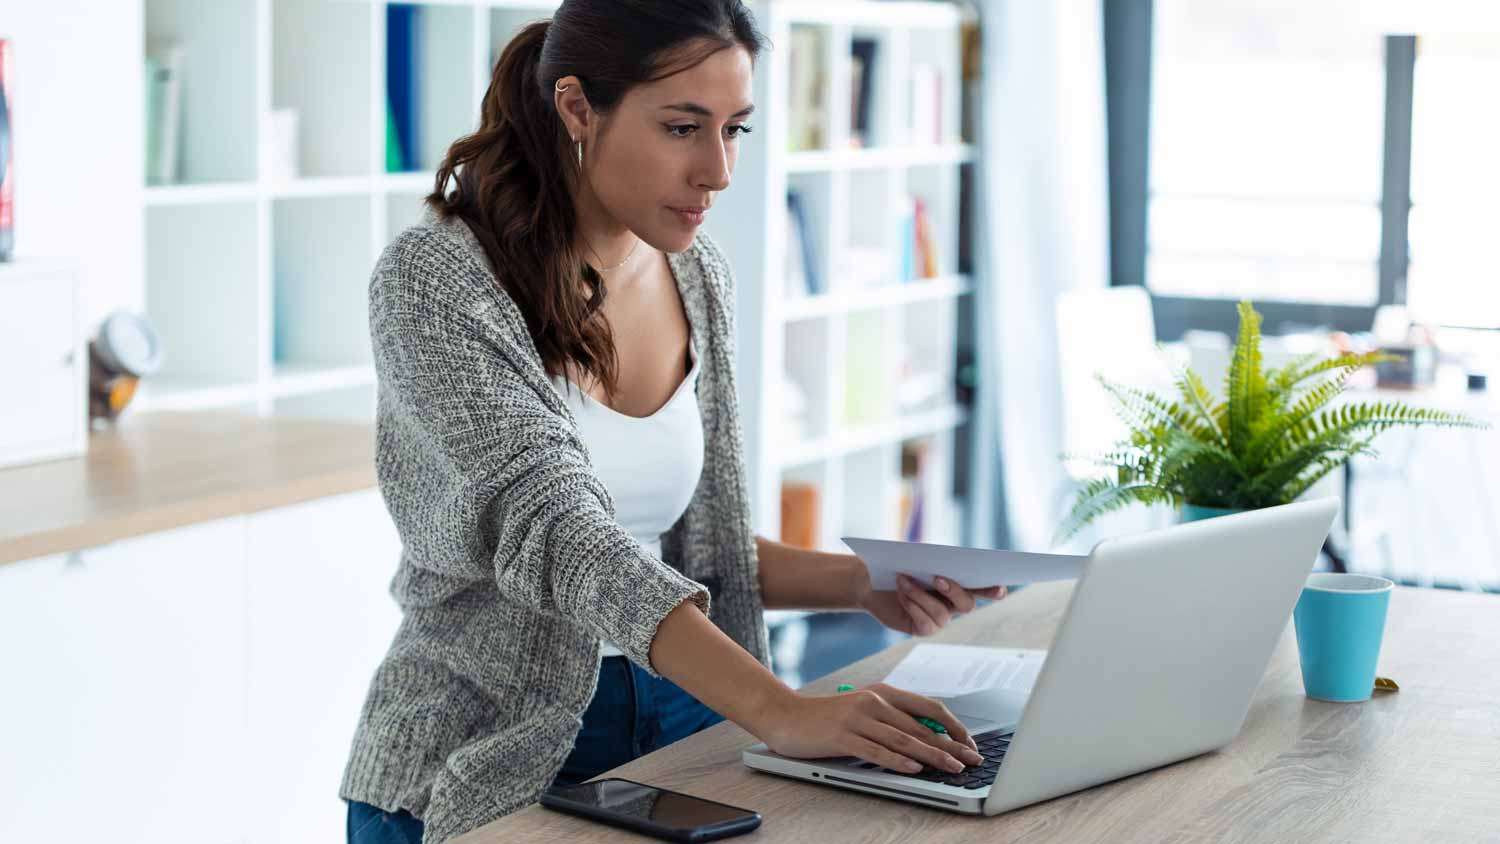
[347, 800, 423, 844]
[551, 654, 726, 788]
[346, 655, 724, 842]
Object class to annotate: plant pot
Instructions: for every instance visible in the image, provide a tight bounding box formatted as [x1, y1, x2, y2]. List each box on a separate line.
[1180, 504, 1244, 524]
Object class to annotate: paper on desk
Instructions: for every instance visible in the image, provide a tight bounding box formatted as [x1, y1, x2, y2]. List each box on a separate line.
[842, 536, 1085, 591]
[882, 644, 1046, 698]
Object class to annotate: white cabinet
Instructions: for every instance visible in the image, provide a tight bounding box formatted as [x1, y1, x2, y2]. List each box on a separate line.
[0, 488, 405, 844]
[245, 488, 403, 844]
[0, 261, 86, 468]
[0, 517, 249, 844]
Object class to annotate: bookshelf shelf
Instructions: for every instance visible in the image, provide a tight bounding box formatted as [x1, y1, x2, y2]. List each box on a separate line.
[778, 1, 964, 28]
[722, 0, 973, 564]
[781, 273, 972, 321]
[785, 143, 974, 172]
[269, 177, 377, 199]
[144, 183, 260, 206]
[779, 403, 968, 469]
[381, 171, 439, 193]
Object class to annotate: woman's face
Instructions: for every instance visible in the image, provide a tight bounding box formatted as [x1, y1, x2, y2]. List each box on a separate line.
[586, 44, 755, 254]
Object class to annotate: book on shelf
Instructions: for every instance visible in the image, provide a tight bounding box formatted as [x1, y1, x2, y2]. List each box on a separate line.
[144, 40, 184, 186]
[914, 195, 939, 278]
[900, 440, 930, 541]
[385, 97, 406, 173]
[780, 481, 820, 550]
[386, 4, 421, 172]
[899, 194, 941, 282]
[785, 192, 810, 299]
[786, 189, 823, 295]
[849, 38, 878, 148]
[908, 61, 943, 146]
[787, 27, 826, 152]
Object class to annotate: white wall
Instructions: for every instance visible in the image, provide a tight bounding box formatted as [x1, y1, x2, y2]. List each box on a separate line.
[0, 0, 144, 327]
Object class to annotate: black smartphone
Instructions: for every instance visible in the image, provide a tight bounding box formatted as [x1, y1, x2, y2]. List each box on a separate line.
[538, 777, 762, 842]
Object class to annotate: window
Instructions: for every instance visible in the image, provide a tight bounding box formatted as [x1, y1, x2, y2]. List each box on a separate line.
[1149, 1, 1387, 307]
[1108, 1, 1500, 338]
[1407, 34, 1500, 329]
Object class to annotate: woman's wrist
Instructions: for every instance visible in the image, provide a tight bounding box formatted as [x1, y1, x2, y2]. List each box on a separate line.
[845, 553, 875, 610]
[736, 671, 800, 741]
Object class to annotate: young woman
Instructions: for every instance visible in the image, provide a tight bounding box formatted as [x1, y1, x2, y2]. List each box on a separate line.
[339, 2, 1007, 841]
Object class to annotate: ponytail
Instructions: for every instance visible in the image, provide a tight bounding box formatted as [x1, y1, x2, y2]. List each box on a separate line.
[429, 20, 614, 402]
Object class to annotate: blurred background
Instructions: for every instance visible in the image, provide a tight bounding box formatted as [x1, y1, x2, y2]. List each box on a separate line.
[2, 1, 1498, 840]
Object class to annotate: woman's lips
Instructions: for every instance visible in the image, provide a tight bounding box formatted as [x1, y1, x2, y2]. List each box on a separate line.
[669, 206, 707, 226]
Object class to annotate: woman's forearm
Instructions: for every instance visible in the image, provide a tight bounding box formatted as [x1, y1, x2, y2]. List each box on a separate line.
[755, 535, 866, 611]
[648, 599, 793, 736]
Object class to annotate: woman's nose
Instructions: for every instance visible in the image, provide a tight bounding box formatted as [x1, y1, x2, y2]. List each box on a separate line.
[694, 139, 732, 191]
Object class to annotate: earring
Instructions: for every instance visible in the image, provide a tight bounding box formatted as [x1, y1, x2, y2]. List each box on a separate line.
[555, 80, 571, 93]
[576, 138, 583, 169]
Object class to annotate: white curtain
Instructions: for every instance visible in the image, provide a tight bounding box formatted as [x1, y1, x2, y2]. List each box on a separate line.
[966, 0, 1114, 552]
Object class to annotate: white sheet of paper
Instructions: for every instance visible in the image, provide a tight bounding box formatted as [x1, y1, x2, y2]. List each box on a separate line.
[842, 536, 1085, 591]
[881, 644, 1047, 698]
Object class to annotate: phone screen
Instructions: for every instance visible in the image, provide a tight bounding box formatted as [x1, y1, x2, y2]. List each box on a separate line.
[547, 778, 754, 829]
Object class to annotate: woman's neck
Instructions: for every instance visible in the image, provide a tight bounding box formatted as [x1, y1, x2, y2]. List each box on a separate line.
[571, 180, 642, 282]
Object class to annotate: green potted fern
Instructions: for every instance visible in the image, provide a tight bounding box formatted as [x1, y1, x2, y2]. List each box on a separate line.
[1054, 300, 1490, 543]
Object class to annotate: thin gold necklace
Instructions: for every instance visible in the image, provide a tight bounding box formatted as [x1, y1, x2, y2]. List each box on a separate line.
[587, 236, 641, 273]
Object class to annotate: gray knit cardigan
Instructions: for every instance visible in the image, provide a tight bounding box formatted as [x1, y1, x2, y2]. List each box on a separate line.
[339, 205, 772, 843]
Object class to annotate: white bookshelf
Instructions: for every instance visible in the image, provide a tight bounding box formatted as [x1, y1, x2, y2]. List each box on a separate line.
[133, 0, 975, 557]
[136, 0, 564, 418]
[716, 0, 975, 569]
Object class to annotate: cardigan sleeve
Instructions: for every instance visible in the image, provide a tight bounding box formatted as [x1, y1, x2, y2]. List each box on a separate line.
[368, 230, 710, 678]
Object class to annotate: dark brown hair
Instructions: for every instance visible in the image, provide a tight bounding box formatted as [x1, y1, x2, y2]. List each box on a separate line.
[426, 0, 768, 402]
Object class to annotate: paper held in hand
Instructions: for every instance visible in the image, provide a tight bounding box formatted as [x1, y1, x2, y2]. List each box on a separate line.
[842, 536, 1085, 591]
[881, 644, 1047, 698]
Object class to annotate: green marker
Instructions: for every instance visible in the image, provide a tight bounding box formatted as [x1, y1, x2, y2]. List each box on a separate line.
[836, 684, 947, 735]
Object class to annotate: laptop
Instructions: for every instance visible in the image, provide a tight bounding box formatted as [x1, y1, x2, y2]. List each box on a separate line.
[742, 497, 1340, 815]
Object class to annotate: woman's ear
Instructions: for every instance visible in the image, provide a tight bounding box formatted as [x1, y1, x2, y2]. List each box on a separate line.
[553, 74, 594, 141]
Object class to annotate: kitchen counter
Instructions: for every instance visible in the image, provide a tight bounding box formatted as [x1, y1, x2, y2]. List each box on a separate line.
[0, 410, 377, 565]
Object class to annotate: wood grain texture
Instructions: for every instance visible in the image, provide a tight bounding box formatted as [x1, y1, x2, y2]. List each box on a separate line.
[0, 410, 376, 564]
[455, 581, 1500, 844]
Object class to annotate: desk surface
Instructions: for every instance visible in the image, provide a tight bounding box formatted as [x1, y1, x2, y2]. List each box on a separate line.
[0, 410, 376, 565]
[456, 580, 1500, 844]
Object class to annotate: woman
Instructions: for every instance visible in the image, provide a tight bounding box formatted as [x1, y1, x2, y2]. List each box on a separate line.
[339, 2, 1007, 842]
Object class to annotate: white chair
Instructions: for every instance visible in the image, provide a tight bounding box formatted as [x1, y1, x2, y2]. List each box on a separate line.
[1052, 286, 1176, 537]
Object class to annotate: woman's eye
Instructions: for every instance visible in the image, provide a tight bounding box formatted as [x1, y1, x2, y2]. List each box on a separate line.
[664, 124, 755, 139]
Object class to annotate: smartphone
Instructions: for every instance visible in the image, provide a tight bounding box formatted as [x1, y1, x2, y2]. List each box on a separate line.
[538, 777, 762, 842]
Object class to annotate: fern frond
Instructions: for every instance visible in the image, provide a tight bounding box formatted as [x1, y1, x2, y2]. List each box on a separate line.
[1280, 433, 1380, 503]
[1094, 374, 1204, 441]
[1275, 351, 1395, 394]
[1161, 349, 1229, 450]
[1244, 368, 1361, 467]
[1054, 479, 1182, 544]
[1225, 301, 1267, 456]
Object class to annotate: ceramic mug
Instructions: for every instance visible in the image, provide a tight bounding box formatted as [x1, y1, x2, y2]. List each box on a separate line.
[1292, 573, 1394, 702]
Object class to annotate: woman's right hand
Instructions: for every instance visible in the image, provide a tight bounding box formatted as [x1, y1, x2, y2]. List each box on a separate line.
[754, 682, 985, 774]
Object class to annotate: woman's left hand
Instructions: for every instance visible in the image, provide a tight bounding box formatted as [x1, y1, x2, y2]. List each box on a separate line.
[854, 570, 1007, 636]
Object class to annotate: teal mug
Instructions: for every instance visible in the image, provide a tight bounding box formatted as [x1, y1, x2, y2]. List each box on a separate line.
[1292, 573, 1394, 702]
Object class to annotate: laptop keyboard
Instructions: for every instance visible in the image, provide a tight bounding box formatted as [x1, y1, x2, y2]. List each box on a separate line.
[845, 728, 1012, 790]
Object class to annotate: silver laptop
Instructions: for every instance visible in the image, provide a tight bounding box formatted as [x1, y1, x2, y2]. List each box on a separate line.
[742, 497, 1340, 815]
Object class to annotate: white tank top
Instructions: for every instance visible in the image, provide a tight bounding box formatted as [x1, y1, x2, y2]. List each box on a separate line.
[549, 338, 704, 659]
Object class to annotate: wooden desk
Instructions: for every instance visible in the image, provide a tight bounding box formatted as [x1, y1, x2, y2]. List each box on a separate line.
[456, 580, 1500, 843]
